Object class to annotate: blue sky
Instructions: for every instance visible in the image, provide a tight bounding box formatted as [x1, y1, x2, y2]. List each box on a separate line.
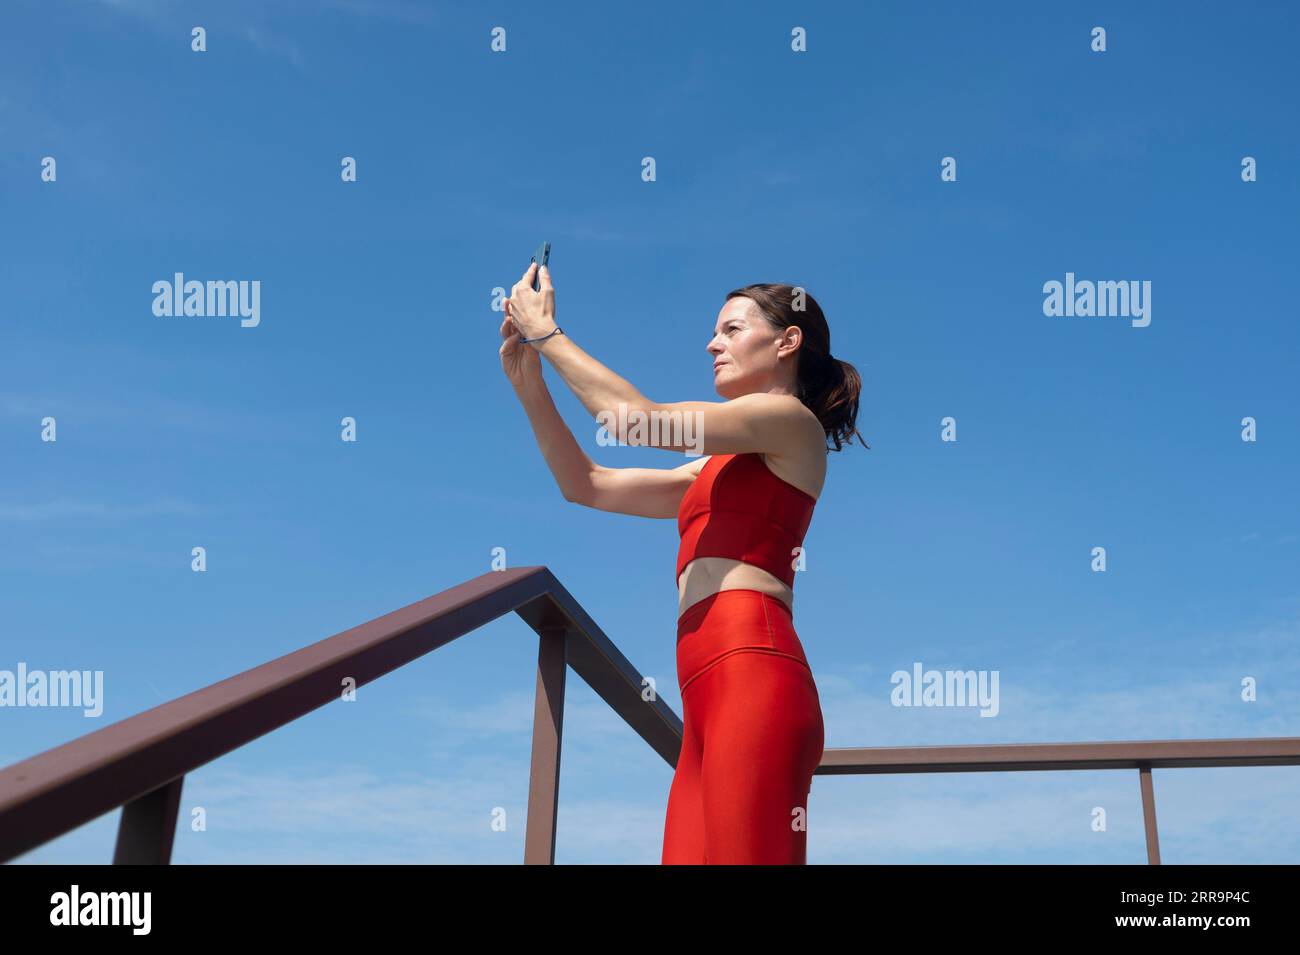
[2, 0, 1298, 864]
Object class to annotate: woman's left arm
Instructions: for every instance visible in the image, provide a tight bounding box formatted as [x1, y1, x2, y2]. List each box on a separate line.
[506, 263, 814, 458]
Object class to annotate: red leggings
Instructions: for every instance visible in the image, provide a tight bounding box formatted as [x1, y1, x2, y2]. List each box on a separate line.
[662, 588, 825, 864]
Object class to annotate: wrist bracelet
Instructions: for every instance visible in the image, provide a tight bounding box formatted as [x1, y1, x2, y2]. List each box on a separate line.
[519, 326, 564, 344]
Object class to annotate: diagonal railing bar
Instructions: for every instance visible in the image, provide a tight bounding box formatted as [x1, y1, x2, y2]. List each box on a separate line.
[0, 567, 682, 864]
[512, 570, 684, 766]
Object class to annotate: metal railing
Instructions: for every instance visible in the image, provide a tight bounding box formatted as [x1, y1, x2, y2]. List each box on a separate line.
[2, 566, 1296, 864]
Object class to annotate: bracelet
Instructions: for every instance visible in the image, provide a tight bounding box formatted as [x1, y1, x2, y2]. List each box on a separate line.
[519, 325, 564, 344]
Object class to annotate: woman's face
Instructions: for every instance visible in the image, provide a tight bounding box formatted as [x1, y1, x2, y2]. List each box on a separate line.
[707, 298, 796, 398]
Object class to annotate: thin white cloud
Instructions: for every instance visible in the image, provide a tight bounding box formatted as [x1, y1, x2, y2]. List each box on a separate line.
[0, 388, 287, 441]
[315, 0, 438, 24]
[91, 0, 436, 27]
[88, 0, 175, 22]
[0, 498, 198, 522]
[244, 25, 305, 69]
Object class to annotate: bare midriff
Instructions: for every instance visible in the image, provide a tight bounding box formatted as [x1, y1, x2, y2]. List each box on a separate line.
[677, 556, 793, 620]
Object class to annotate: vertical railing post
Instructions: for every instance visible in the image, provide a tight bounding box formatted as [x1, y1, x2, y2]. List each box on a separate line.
[113, 775, 184, 864]
[1138, 762, 1161, 864]
[524, 624, 567, 864]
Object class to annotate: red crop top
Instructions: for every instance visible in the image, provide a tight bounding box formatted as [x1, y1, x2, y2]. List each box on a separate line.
[676, 453, 816, 588]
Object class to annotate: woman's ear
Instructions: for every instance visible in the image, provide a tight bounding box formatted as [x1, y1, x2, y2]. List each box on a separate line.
[780, 326, 802, 356]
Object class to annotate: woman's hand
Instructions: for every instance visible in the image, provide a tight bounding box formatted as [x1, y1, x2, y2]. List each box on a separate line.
[499, 310, 542, 388]
[504, 262, 557, 345]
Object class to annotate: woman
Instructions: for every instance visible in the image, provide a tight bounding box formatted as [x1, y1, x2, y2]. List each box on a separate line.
[500, 261, 866, 864]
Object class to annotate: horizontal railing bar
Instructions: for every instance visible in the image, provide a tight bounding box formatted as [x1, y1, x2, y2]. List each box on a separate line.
[817, 737, 1300, 775]
[0, 567, 682, 863]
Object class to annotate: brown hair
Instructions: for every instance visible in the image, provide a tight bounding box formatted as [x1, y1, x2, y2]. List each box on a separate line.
[724, 283, 869, 452]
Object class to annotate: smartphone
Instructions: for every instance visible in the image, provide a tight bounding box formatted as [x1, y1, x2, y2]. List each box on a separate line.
[530, 241, 550, 291]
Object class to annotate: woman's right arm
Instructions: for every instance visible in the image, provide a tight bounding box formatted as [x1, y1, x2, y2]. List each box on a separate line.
[511, 376, 702, 519]
[502, 311, 700, 518]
